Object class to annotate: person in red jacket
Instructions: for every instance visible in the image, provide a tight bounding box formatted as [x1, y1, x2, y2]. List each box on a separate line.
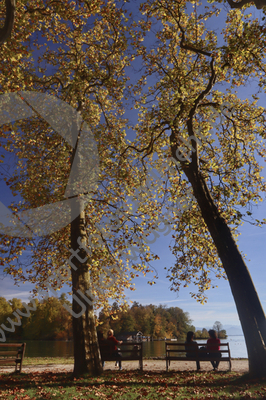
[107, 329, 123, 370]
[207, 329, 221, 371]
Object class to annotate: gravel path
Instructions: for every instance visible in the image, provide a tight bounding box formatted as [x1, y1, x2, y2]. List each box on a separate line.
[0, 359, 248, 374]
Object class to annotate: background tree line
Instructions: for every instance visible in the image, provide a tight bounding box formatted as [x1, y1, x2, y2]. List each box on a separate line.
[98, 302, 195, 339]
[0, 295, 227, 342]
[98, 303, 227, 340]
[0, 295, 72, 341]
[195, 320, 227, 340]
[2, 297, 194, 341]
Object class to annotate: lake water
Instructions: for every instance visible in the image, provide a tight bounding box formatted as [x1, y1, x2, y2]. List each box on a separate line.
[197, 336, 247, 358]
[22, 335, 247, 359]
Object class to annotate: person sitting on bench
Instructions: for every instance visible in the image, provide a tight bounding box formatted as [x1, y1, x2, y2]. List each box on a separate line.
[107, 329, 123, 370]
[207, 329, 221, 371]
[185, 331, 200, 371]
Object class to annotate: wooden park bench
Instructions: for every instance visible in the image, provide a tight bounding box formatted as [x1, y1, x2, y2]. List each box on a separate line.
[0, 343, 26, 373]
[99, 341, 143, 371]
[165, 341, 231, 372]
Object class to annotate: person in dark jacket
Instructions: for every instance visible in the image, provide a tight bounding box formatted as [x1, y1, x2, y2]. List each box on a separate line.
[185, 331, 200, 370]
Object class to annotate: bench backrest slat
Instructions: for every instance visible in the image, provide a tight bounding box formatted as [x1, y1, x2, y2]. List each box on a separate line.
[99, 342, 142, 357]
[0, 351, 20, 356]
[165, 342, 231, 357]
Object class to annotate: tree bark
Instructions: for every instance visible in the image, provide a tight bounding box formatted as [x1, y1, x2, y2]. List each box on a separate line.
[68, 107, 102, 376]
[70, 197, 103, 376]
[181, 161, 266, 377]
[0, 0, 15, 45]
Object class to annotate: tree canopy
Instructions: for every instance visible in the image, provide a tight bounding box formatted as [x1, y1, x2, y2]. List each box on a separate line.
[0, 0, 160, 313]
[1, 0, 266, 376]
[125, 0, 266, 302]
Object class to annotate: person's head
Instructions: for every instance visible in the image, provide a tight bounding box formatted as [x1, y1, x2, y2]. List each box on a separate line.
[208, 329, 217, 339]
[186, 331, 194, 342]
[107, 329, 114, 337]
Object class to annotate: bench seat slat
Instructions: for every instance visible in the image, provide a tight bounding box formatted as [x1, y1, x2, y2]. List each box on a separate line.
[166, 350, 230, 353]
[0, 359, 20, 364]
[166, 356, 231, 360]
[102, 356, 142, 361]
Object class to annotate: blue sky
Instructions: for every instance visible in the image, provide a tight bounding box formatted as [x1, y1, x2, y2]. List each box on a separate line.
[1, 1, 266, 334]
[124, 205, 266, 330]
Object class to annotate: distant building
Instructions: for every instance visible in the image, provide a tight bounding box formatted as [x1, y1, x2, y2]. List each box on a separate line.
[117, 331, 143, 341]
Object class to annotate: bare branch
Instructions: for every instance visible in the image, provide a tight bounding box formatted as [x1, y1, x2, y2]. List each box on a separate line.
[186, 58, 216, 169]
[0, 0, 15, 45]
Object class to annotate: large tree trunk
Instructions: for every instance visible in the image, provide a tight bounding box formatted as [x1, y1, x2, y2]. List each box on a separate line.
[70, 197, 103, 376]
[181, 162, 266, 377]
[68, 108, 102, 376]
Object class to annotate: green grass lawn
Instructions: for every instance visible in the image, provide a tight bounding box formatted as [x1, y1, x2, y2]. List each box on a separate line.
[23, 357, 74, 365]
[0, 369, 266, 399]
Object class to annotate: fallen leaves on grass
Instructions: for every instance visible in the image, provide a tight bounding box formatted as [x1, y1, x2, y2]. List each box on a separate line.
[0, 370, 266, 399]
